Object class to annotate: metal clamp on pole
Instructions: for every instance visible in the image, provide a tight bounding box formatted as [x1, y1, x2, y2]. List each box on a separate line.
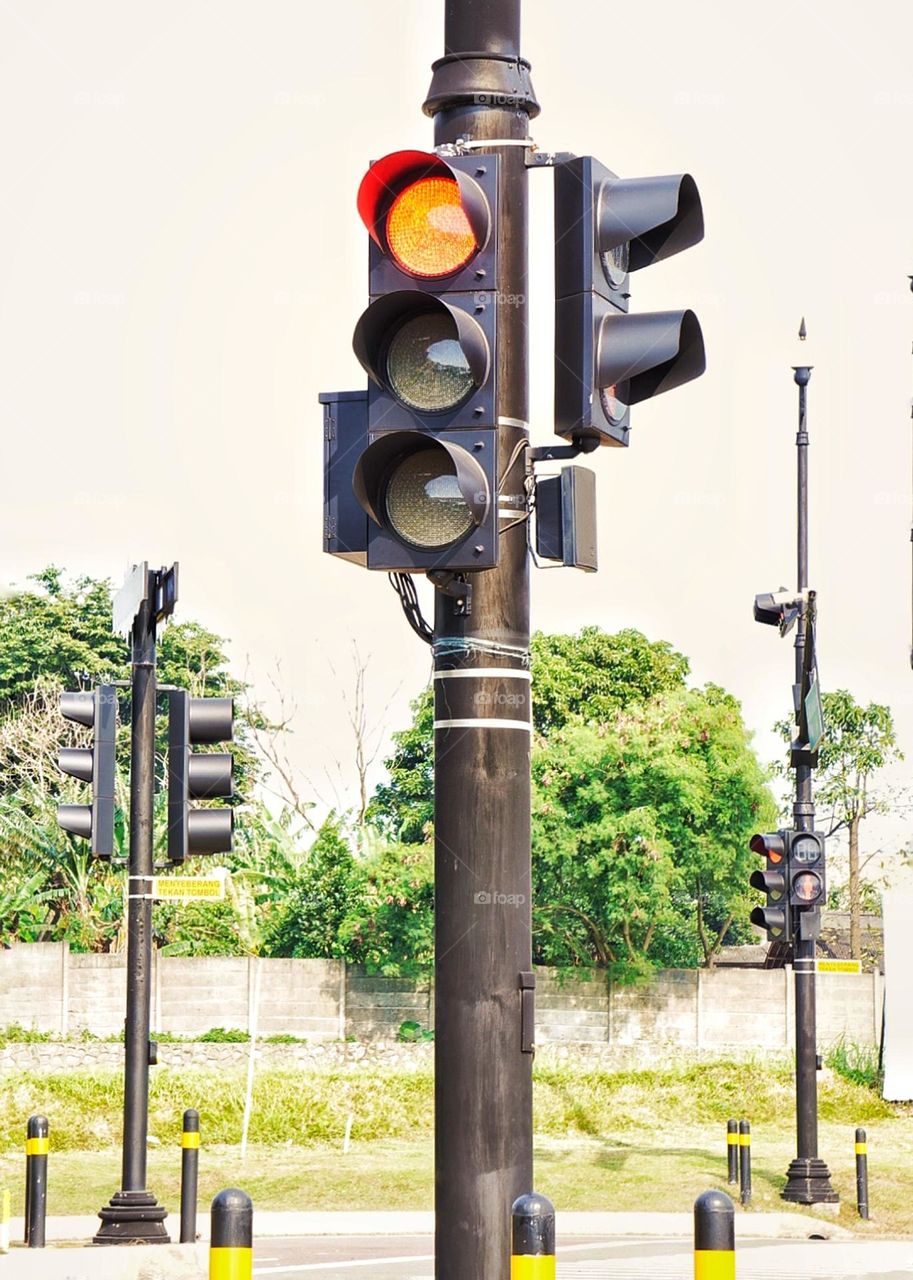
[855, 1127, 870, 1220]
[510, 1192, 555, 1278]
[694, 1189, 735, 1280]
[24, 1114, 49, 1248]
[180, 1108, 200, 1243]
[726, 1119, 739, 1185]
[738, 1119, 752, 1206]
[210, 1188, 253, 1280]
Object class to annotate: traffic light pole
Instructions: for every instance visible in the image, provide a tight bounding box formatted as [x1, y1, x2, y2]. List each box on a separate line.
[782, 362, 837, 1205]
[96, 572, 169, 1243]
[425, 4, 538, 1275]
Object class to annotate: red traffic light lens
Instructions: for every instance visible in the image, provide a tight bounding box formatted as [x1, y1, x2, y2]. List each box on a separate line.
[386, 177, 477, 279]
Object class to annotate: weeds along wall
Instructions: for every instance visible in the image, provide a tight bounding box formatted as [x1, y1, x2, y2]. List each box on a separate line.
[0, 944, 883, 1051]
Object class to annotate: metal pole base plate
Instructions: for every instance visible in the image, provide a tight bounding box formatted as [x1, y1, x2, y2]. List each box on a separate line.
[781, 1157, 840, 1204]
[94, 1190, 170, 1244]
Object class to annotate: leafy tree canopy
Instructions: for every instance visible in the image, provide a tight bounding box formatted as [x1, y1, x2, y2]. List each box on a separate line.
[533, 685, 775, 978]
[368, 627, 691, 841]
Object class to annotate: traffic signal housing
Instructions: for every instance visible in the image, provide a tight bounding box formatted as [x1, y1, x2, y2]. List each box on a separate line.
[167, 691, 234, 864]
[554, 156, 705, 447]
[57, 685, 117, 859]
[753, 589, 802, 637]
[786, 830, 826, 911]
[346, 149, 501, 573]
[749, 831, 790, 942]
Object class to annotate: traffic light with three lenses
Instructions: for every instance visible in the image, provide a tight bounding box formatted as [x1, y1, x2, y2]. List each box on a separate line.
[347, 149, 500, 572]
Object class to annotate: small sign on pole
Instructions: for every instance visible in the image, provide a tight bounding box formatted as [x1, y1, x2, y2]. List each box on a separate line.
[816, 958, 862, 975]
[153, 869, 227, 902]
[805, 676, 824, 753]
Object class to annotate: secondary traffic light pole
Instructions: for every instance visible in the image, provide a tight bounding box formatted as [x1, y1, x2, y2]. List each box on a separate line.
[426, 4, 538, 1275]
[96, 571, 169, 1243]
[782, 363, 836, 1204]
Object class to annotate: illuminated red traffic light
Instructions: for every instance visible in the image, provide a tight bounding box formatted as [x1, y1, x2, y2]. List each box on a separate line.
[357, 150, 490, 281]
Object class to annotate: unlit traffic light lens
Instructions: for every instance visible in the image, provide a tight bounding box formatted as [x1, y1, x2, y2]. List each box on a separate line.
[386, 313, 474, 412]
[386, 177, 477, 279]
[599, 383, 628, 425]
[384, 449, 474, 549]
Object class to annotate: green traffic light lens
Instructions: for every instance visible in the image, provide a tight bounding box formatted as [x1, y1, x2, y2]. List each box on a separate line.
[386, 312, 474, 412]
[384, 448, 473, 549]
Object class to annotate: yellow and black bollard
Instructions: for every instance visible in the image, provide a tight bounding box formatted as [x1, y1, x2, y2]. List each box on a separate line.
[738, 1119, 751, 1206]
[24, 1114, 49, 1248]
[0, 1187, 10, 1253]
[694, 1188, 735, 1280]
[726, 1119, 738, 1185]
[511, 1192, 556, 1278]
[210, 1187, 253, 1280]
[180, 1108, 200, 1243]
[855, 1127, 869, 1220]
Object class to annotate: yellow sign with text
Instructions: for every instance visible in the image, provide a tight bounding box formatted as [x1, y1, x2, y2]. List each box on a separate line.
[817, 958, 862, 975]
[153, 875, 226, 902]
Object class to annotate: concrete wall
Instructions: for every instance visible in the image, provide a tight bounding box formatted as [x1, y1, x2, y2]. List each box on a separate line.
[0, 944, 883, 1050]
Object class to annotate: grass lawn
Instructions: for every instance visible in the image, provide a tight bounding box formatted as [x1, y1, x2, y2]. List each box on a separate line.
[1, 1118, 909, 1237]
[0, 1059, 908, 1236]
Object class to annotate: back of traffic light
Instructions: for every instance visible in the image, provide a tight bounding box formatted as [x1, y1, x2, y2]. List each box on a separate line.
[167, 691, 235, 864]
[57, 685, 117, 860]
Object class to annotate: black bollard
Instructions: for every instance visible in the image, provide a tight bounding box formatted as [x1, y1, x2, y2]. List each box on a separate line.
[511, 1191, 555, 1279]
[738, 1119, 751, 1206]
[855, 1127, 869, 1220]
[180, 1109, 200, 1244]
[726, 1118, 739, 1185]
[694, 1188, 735, 1280]
[25, 1114, 49, 1248]
[210, 1187, 253, 1280]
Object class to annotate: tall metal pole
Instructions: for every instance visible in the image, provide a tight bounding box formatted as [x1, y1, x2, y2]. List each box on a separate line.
[96, 569, 169, 1243]
[782, 352, 837, 1204]
[424, 4, 538, 1275]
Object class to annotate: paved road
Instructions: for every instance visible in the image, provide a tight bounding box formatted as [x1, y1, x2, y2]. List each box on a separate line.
[252, 1235, 913, 1278]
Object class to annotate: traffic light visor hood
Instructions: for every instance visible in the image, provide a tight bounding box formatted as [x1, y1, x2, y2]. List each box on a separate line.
[750, 831, 786, 862]
[353, 432, 490, 550]
[596, 309, 705, 406]
[353, 293, 490, 412]
[357, 150, 490, 279]
[597, 173, 704, 271]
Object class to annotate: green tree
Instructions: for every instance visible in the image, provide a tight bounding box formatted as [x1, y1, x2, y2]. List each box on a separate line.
[533, 687, 775, 978]
[777, 690, 900, 960]
[339, 840, 434, 976]
[261, 817, 367, 960]
[368, 627, 690, 840]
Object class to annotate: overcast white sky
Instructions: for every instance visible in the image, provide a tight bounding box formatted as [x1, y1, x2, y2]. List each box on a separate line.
[1, 1, 911, 866]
